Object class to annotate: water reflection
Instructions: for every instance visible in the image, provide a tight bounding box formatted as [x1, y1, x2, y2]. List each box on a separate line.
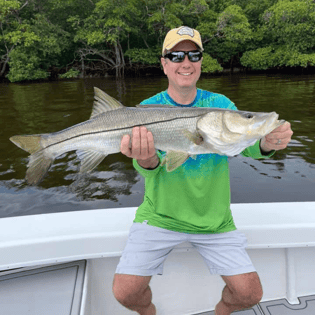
[68, 162, 139, 201]
[0, 74, 314, 217]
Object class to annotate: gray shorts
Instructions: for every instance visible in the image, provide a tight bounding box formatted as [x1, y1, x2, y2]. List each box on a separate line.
[115, 222, 256, 277]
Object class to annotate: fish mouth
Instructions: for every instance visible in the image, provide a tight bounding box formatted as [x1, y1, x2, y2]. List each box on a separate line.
[278, 119, 286, 125]
[271, 112, 286, 126]
[264, 112, 285, 131]
[251, 112, 283, 134]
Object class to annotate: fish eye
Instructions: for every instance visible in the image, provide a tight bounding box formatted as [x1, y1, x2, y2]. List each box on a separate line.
[244, 113, 254, 119]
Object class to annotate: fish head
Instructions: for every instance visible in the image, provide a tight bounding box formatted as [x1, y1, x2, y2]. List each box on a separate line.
[197, 109, 285, 155]
[223, 110, 285, 139]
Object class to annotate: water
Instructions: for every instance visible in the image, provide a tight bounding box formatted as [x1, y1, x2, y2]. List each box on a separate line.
[0, 74, 314, 218]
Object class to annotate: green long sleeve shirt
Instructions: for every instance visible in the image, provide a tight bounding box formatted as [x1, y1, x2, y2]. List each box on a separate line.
[133, 89, 274, 234]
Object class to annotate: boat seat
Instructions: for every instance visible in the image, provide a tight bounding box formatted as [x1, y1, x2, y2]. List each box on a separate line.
[0, 260, 86, 315]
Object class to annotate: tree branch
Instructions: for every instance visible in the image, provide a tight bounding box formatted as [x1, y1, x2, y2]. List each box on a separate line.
[19, 1, 29, 11]
[87, 0, 95, 6]
[0, 45, 15, 77]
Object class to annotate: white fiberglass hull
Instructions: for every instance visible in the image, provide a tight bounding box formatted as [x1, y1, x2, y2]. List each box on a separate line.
[0, 202, 314, 314]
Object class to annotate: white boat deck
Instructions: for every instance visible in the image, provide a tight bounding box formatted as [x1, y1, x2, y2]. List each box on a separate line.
[195, 295, 315, 314]
[0, 202, 314, 315]
[1, 259, 314, 315]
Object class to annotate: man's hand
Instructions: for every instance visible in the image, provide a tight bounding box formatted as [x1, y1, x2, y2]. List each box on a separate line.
[260, 121, 293, 153]
[120, 126, 159, 169]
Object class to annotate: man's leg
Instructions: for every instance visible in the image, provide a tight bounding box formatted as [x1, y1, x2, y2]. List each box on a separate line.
[215, 272, 263, 315]
[113, 274, 156, 315]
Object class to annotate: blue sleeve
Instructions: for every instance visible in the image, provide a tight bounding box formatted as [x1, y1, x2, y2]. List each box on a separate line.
[202, 91, 236, 110]
[216, 94, 236, 110]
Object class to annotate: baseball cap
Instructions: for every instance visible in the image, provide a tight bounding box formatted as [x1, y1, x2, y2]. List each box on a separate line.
[162, 26, 204, 56]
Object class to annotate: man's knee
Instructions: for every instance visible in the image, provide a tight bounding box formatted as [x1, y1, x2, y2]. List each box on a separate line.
[223, 272, 263, 308]
[112, 274, 152, 307]
[234, 276, 263, 307]
[239, 285, 263, 307]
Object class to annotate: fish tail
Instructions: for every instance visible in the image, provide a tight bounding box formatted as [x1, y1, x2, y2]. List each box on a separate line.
[10, 134, 53, 185]
[10, 135, 42, 154]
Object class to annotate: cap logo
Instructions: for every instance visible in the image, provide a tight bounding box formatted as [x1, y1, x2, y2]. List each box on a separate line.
[177, 26, 194, 37]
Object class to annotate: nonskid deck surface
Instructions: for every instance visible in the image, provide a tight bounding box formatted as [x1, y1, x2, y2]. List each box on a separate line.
[195, 295, 315, 315]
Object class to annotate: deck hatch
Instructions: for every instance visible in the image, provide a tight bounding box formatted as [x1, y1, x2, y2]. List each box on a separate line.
[0, 260, 86, 315]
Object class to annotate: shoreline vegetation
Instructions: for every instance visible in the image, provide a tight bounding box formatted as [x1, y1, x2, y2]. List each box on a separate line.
[1, 0, 315, 83]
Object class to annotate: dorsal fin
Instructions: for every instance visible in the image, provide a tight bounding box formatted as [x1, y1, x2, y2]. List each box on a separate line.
[90, 87, 125, 119]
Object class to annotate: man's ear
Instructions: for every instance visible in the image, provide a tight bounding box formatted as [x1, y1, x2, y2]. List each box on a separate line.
[161, 57, 167, 75]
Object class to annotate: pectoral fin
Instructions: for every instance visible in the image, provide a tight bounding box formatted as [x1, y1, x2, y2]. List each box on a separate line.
[183, 130, 203, 145]
[161, 151, 190, 172]
[77, 149, 107, 173]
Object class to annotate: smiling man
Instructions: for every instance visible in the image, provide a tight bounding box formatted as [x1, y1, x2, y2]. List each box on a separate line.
[161, 36, 202, 102]
[113, 26, 293, 315]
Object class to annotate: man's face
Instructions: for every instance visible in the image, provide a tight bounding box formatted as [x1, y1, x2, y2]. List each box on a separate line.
[161, 40, 202, 90]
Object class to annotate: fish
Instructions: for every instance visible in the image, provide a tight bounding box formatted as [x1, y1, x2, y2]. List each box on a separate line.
[10, 87, 285, 185]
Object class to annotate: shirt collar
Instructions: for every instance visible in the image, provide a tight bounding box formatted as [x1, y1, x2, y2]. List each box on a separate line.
[165, 89, 200, 107]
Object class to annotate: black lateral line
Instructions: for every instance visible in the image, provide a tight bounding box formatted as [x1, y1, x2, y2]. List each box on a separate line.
[42, 113, 204, 151]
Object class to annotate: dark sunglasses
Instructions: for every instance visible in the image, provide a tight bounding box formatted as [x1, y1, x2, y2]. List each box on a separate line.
[163, 50, 203, 63]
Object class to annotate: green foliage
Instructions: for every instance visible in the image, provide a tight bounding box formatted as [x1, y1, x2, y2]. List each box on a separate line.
[197, 9, 218, 43]
[201, 53, 223, 73]
[201, 4, 252, 67]
[241, 46, 315, 70]
[6, 13, 70, 82]
[125, 48, 160, 65]
[263, 0, 315, 51]
[2, 0, 315, 82]
[241, 46, 274, 70]
[0, 0, 20, 19]
[216, 5, 252, 42]
[241, 0, 315, 69]
[59, 69, 80, 79]
[243, 0, 278, 25]
[7, 48, 49, 82]
[0, 1, 39, 47]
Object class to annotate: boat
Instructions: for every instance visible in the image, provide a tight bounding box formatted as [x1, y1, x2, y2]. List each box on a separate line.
[0, 201, 314, 315]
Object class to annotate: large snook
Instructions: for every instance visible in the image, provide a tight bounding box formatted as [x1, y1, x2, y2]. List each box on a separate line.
[10, 87, 285, 185]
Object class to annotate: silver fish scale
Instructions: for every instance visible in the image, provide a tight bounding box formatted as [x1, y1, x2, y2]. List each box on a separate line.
[42, 106, 214, 157]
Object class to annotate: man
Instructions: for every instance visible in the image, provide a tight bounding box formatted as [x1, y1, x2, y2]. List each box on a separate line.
[113, 26, 293, 315]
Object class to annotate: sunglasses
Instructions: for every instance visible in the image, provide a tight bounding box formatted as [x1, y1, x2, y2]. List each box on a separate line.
[163, 50, 203, 63]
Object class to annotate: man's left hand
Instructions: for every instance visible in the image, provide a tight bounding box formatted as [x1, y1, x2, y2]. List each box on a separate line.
[260, 121, 293, 153]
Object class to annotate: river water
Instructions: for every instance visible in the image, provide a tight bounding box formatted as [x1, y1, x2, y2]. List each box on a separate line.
[0, 74, 314, 218]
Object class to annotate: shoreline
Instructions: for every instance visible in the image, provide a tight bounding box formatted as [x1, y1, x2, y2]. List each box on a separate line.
[1, 66, 315, 85]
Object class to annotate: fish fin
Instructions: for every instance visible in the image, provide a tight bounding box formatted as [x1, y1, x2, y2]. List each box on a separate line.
[10, 134, 52, 184]
[163, 151, 190, 172]
[77, 149, 107, 173]
[10, 135, 42, 154]
[90, 87, 125, 119]
[26, 151, 54, 185]
[135, 104, 176, 108]
[182, 130, 203, 145]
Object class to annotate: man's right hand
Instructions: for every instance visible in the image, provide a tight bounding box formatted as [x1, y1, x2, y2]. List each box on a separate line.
[120, 126, 159, 169]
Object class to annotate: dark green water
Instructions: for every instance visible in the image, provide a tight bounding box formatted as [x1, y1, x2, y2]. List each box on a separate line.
[0, 74, 314, 218]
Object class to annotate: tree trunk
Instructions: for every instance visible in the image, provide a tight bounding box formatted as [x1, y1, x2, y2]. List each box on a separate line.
[114, 41, 125, 78]
[0, 59, 8, 77]
[0, 45, 15, 77]
[81, 57, 85, 78]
